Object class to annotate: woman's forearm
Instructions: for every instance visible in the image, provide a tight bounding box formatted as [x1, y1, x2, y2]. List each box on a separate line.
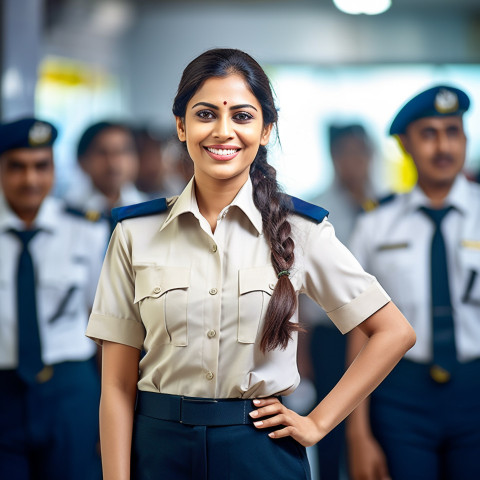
[345, 326, 375, 441]
[307, 301, 415, 439]
[100, 341, 140, 480]
[100, 383, 137, 480]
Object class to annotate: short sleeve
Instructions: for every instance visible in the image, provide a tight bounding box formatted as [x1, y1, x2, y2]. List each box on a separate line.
[301, 219, 390, 334]
[86, 222, 145, 349]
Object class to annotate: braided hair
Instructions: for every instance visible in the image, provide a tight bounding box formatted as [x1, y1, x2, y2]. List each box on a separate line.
[172, 48, 299, 352]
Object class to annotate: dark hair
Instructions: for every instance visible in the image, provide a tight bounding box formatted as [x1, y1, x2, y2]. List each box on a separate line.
[328, 123, 372, 158]
[77, 121, 134, 160]
[173, 48, 298, 352]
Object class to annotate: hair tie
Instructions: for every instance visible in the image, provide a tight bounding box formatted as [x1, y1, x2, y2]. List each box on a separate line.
[277, 270, 290, 279]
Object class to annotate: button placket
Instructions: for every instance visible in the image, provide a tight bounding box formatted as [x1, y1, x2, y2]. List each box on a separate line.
[201, 228, 223, 397]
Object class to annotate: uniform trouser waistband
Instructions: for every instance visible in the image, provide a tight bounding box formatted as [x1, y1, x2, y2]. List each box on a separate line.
[0, 358, 97, 388]
[135, 391, 281, 427]
[379, 358, 480, 391]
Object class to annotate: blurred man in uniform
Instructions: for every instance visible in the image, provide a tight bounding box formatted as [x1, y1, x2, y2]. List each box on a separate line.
[300, 123, 379, 480]
[0, 117, 108, 480]
[347, 85, 480, 480]
[134, 127, 194, 199]
[64, 120, 146, 230]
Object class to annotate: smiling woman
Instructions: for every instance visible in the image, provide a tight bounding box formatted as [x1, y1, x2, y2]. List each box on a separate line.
[85, 48, 415, 480]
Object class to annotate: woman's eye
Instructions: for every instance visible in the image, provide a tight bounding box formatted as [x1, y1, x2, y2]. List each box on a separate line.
[233, 112, 254, 122]
[196, 110, 215, 120]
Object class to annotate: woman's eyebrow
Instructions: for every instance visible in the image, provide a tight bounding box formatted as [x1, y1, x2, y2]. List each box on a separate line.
[191, 102, 219, 110]
[230, 104, 258, 111]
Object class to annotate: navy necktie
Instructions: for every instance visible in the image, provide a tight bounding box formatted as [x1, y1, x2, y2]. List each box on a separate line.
[419, 206, 456, 382]
[9, 229, 43, 383]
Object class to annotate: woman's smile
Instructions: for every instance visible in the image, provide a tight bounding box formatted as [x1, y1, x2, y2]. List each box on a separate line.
[204, 145, 241, 161]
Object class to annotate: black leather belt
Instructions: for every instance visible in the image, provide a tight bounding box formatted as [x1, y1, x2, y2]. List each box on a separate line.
[136, 391, 279, 427]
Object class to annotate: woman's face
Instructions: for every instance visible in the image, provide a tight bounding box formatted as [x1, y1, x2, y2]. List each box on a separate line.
[176, 74, 272, 188]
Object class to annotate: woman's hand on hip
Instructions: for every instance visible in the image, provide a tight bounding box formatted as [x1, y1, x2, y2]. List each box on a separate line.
[249, 397, 322, 447]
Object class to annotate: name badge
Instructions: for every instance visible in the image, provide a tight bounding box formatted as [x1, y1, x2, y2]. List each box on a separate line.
[376, 242, 410, 251]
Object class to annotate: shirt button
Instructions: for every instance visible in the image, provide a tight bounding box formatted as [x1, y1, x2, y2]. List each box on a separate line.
[211, 244, 217, 253]
[206, 371, 214, 380]
[153, 286, 161, 294]
[209, 288, 218, 295]
[207, 329, 216, 338]
[269, 283, 276, 290]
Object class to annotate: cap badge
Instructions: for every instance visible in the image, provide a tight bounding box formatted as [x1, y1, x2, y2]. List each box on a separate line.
[28, 122, 52, 146]
[434, 89, 459, 114]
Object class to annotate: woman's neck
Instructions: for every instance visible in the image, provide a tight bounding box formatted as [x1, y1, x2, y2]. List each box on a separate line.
[194, 174, 248, 233]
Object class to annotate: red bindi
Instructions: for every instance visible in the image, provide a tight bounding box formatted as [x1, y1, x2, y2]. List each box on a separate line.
[223, 101, 227, 105]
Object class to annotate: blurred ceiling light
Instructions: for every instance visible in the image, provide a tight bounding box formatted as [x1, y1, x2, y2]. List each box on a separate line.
[2, 68, 23, 99]
[90, 1, 134, 36]
[333, 0, 392, 15]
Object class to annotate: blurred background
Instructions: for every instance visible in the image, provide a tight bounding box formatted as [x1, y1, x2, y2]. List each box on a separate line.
[2, 0, 480, 199]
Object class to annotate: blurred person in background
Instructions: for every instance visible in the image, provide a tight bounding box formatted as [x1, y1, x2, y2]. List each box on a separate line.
[134, 126, 193, 199]
[347, 85, 480, 480]
[64, 120, 147, 230]
[298, 123, 380, 480]
[312, 123, 379, 242]
[0, 117, 108, 480]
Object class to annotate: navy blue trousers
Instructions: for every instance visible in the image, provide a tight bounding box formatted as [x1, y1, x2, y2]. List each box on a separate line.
[370, 359, 480, 480]
[310, 324, 347, 480]
[0, 359, 101, 480]
[131, 410, 312, 480]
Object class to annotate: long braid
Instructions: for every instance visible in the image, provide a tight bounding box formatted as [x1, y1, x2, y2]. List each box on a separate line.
[250, 146, 299, 352]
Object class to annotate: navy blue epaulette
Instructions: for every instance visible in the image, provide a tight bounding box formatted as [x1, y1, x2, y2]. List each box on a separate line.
[65, 206, 104, 222]
[362, 192, 396, 212]
[286, 195, 329, 223]
[112, 197, 168, 224]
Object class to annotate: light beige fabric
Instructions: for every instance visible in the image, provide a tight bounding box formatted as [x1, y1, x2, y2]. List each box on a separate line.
[86, 177, 390, 398]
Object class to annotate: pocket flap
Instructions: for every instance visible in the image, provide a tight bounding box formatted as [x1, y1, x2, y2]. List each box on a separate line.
[239, 266, 277, 296]
[134, 266, 190, 304]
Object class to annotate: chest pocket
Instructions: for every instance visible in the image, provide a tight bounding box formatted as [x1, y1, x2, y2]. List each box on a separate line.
[238, 266, 277, 344]
[39, 258, 89, 324]
[134, 266, 190, 346]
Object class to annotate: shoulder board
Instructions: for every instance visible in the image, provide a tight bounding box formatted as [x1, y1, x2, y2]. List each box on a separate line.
[286, 195, 329, 223]
[112, 197, 168, 224]
[65, 206, 103, 222]
[361, 193, 397, 212]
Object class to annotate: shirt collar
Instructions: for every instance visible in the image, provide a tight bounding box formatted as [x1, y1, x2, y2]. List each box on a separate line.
[405, 173, 470, 214]
[0, 193, 59, 233]
[160, 176, 264, 235]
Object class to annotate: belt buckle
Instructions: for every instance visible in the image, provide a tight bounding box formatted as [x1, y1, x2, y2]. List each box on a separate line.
[429, 365, 450, 384]
[36, 365, 54, 384]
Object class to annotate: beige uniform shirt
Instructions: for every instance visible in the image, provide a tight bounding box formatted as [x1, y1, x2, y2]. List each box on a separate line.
[86, 178, 389, 398]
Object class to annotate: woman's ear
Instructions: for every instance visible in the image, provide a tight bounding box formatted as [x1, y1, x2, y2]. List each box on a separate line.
[260, 123, 273, 146]
[176, 117, 186, 142]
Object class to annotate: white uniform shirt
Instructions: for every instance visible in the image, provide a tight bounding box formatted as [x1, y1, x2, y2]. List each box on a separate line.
[63, 174, 147, 216]
[87, 178, 390, 398]
[0, 194, 109, 369]
[350, 174, 480, 364]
